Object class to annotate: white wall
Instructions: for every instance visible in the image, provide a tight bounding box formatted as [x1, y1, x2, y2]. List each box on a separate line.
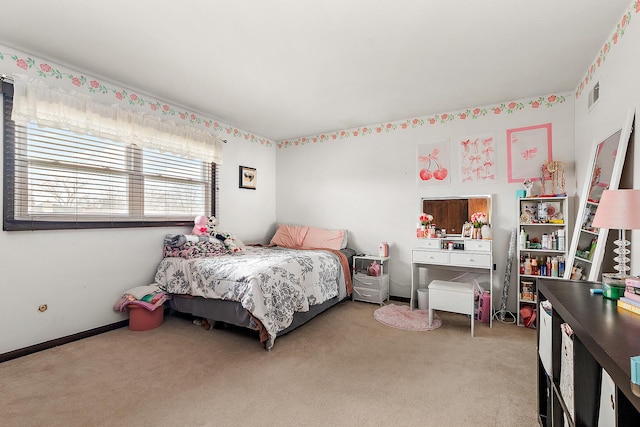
[3, 0, 638, 354]
[276, 98, 575, 312]
[0, 46, 277, 354]
[573, 4, 640, 274]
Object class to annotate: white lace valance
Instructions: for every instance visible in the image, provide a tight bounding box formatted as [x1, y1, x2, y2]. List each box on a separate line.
[10, 74, 223, 163]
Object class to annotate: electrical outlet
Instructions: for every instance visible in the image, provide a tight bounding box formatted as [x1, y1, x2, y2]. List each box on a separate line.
[38, 304, 48, 312]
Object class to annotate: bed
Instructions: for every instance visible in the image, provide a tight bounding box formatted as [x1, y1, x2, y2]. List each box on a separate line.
[154, 226, 354, 350]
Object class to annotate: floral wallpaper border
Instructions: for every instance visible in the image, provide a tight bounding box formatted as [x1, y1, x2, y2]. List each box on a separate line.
[575, 0, 639, 99]
[277, 94, 567, 149]
[0, 46, 275, 147]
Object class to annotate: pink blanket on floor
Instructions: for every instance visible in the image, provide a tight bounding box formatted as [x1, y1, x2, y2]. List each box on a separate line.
[113, 294, 168, 312]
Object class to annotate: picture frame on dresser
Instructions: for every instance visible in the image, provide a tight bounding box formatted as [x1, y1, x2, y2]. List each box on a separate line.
[462, 222, 473, 238]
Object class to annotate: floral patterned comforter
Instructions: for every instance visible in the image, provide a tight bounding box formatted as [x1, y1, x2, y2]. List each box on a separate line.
[154, 246, 348, 350]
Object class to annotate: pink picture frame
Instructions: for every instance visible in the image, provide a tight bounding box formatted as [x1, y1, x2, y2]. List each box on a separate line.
[506, 123, 553, 183]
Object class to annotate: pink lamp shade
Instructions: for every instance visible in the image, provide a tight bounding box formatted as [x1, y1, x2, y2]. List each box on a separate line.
[592, 189, 640, 230]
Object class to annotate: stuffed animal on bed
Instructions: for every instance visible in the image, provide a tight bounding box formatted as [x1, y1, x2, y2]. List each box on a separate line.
[193, 215, 242, 253]
[192, 215, 209, 235]
[207, 230, 242, 253]
[220, 232, 241, 253]
[207, 215, 219, 236]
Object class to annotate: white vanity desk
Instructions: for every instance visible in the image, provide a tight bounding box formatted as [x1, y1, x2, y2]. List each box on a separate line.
[410, 237, 493, 327]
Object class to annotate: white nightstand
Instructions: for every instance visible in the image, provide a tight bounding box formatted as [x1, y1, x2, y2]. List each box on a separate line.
[352, 255, 390, 305]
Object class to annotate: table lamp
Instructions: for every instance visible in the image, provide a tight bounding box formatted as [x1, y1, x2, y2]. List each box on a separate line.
[591, 189, 640, 277]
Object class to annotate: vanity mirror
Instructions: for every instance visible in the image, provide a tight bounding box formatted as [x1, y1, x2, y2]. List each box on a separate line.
[564, 108, 635, 281]
[420, 195, 492, 236]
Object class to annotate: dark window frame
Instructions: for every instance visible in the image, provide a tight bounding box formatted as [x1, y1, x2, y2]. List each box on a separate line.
[2, 81, 217, 231]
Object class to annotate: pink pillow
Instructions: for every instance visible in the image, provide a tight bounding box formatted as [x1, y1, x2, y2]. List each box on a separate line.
[301, 227, 345, 250]
[270, 224, 309, 248]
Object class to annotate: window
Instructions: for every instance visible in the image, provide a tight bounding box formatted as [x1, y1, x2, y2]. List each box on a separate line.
[2, 81, 217, 230]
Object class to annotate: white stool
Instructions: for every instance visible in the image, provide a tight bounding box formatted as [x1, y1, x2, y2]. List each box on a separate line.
[428, 280, 476, 337]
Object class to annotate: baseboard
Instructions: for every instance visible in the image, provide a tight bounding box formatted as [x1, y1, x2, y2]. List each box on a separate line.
[1, 299, 409, 363]
[0, 320, 128, 363]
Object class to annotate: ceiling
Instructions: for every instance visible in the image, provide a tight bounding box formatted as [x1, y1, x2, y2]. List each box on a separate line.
[0, 1, 632, 142]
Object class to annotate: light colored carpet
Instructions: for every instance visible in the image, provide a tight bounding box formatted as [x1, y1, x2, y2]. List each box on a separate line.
[0, 301, 538, 427]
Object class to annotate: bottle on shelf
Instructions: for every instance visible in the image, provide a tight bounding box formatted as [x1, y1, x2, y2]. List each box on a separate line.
[589, 238, 598, 260]
[541, 233, 549, 249]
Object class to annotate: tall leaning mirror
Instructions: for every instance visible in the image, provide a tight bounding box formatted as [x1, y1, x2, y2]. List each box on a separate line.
[564, 109, 634, 281]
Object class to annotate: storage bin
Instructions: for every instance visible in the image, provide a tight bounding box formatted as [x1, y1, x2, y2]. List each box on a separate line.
[417, 288, 429, 310]
[598, 368, 616, 427]
[128, 305, 164, 331]
[559, 324, 574, 423]
[352, 286, 384, 304]
[538, 302, 552, 376]
[353, 273, 385, 290]
[602, 273, 626, 300]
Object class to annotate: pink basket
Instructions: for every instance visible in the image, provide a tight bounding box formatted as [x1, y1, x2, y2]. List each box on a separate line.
[128, 305, 164, 331]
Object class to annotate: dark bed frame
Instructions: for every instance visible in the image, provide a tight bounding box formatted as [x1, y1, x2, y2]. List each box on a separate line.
[168, 247, 356, 341]
[169, 293, 347, 337]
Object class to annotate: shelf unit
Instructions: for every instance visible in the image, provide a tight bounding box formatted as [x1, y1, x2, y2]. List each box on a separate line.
[563, 200, 606, 281]
[537, 278, 640, 426]
[352, 255, 389, 306]
[516, 196, 569, 327]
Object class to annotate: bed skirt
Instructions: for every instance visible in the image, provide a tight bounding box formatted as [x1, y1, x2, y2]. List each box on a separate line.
[169, 293, 347, 337]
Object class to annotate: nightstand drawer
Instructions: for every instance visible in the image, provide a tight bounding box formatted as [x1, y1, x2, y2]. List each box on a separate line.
[413, 250, 449, 264]
[353, 273, 388, 290]
[352, 286, 386, 304]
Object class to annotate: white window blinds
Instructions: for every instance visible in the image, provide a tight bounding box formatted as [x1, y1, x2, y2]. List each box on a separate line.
[3, 78, 219, 230]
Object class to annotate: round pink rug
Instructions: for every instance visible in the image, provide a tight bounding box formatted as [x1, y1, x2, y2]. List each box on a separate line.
[373, 304, 442, 331]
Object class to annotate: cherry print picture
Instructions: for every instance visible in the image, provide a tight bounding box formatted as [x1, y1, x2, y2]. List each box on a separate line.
[417, 140, 450, 187]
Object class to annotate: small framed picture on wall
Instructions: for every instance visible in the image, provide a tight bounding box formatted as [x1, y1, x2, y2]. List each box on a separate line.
[239, 165, 257, 190]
